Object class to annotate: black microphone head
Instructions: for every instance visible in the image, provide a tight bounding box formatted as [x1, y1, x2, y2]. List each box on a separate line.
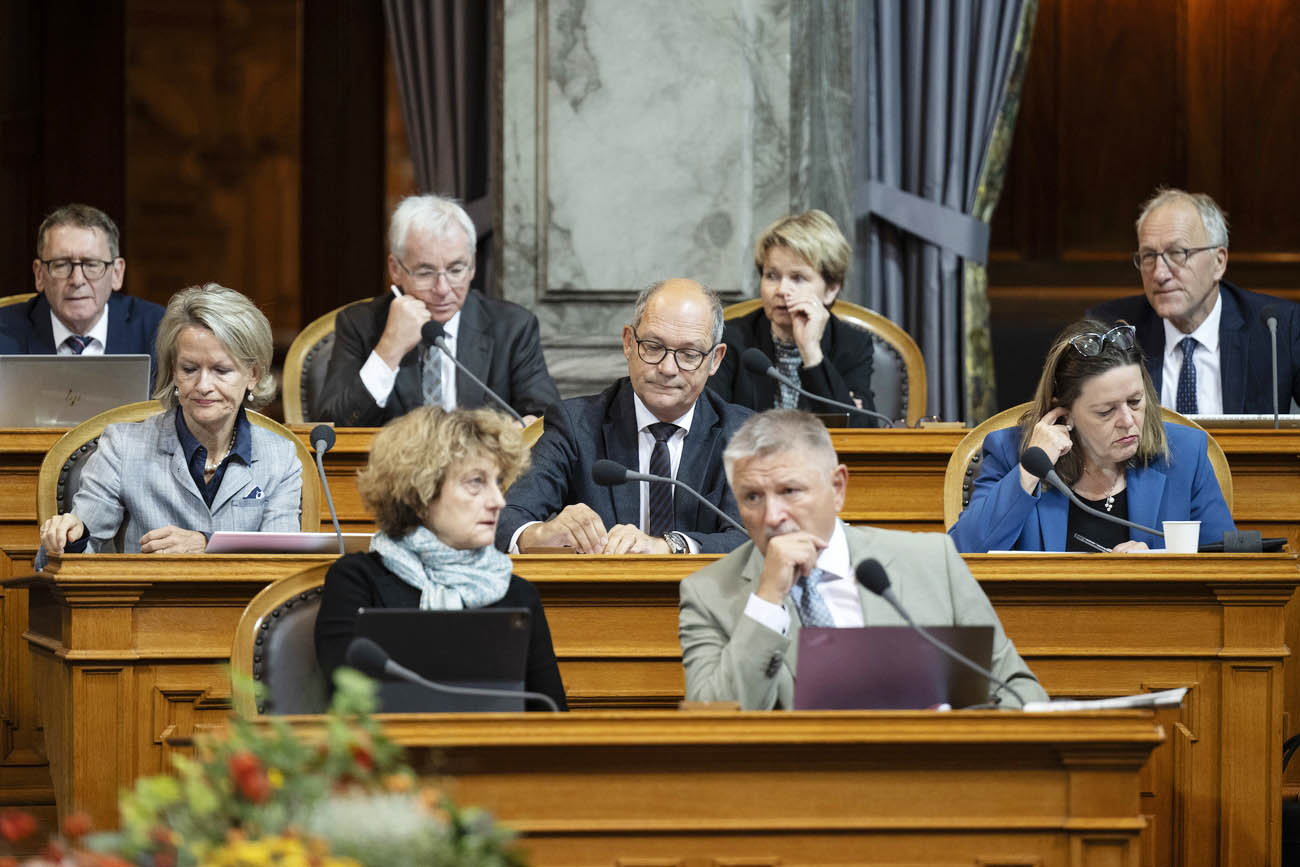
[854, 559, 892, 596]
[591, 459, 630, 486]
[344, 637, 390, 678]
[309, 424, 336, 452]
[1261, 304, 1281, 327]
[1020, 446, 1056, 481]
[421, 320, 446, 344]
[741, 347, 776, 376]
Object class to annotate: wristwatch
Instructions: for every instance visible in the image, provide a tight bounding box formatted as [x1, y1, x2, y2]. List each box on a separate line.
[662, 531, 689, 555]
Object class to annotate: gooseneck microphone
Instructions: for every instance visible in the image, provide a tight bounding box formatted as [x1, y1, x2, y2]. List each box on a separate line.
[420, 321, 525, 426]
[1019, 446, 1164, 538]
[310, 424, 345, 555]
[1261, 305, 1281, 429]
[740, 348, 897, 428]
[591, 458, 746, 534]
[346, 636, 560, 713]
[854, 559, 1026, 708]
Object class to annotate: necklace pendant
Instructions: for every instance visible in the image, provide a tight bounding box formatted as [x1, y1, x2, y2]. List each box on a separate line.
[1105, 494, 1115, 513]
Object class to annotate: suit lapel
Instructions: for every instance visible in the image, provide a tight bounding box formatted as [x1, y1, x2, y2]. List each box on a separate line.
[28, 295, 57, 353]
[454, 293, 492, 408]
[160, 416, 207, 510]
[1135, 308, 1166, 395]
[1126, 463, 1167, 547]
[391, 348, 423, 413]
[601, 381, 641, 526]
[103, 294, 130, 355]
[210, 461, 254, 514]
[843, 525, 903, 626]
[1038, 486, 1069, 551]
[1217, 286, 1248, 414]
[750, 317, 779, 409]
[674, 393, 721, 529]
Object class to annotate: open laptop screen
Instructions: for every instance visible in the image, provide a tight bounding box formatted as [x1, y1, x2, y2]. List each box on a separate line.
[0, 354, 151, 426]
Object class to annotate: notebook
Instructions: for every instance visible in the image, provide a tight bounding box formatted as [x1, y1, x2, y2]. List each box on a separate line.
[0, 354, 152, 426]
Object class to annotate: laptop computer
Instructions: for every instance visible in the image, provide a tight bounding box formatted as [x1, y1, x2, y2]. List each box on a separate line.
[352, 608, 532, 712]
[794, 625, 995, 710]
[206, 531, 372, 554]
[0, 354, 152, 426]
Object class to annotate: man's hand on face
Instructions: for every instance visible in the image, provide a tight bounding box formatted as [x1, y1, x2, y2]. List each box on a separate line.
[375, 293, 432, 369]
[600, 524, 670, 555]
[754, 530, 828, 606]
[518, 503, 609, 554]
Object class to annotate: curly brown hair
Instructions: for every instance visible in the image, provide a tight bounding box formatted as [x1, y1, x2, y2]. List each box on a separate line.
[356, 406, 530, 538]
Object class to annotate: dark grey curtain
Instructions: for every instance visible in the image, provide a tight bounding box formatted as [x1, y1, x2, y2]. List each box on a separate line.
[382, 0, 495, 294]
[854, 1, 1036, 422]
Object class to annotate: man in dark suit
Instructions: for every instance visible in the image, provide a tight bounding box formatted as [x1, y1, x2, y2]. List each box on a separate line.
[0, 204, 164, 371]
[497, 278, 752, 555]
[317, 194, 560, 426]
[1089, 188, 1300, 415]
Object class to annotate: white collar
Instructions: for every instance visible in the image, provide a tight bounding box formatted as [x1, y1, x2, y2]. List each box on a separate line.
[441, 309, 462, 342]
[50, 300, 110, 348]
[632, 391, 696, 435]
[1162, 289, 1222, 355]
[814, 520, 852, 581]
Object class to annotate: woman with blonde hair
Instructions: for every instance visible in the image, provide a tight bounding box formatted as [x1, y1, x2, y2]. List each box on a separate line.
[950, 319, 1234, 552]
[314, 405, 567, 710]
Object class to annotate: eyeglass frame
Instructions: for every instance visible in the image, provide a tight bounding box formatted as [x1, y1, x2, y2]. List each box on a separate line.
[38, 257, 118, 281]
[1131, 245, 1219, 273]
[629, 326, 718, 371]
[392, 256, 474, 288]
[1068, 324, 1137, 357]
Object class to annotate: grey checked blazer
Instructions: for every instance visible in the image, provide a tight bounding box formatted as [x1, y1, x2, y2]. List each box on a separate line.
[71, 411, 303, 552]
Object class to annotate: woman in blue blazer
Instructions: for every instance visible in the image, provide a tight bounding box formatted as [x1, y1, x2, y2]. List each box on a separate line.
[950, 319, 1234, 553]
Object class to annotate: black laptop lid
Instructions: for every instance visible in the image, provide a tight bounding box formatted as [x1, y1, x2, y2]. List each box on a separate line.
[352, 607, 531, 713]
[794, 625, 995, 710]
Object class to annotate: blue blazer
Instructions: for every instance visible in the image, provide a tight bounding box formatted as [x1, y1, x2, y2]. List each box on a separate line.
[0, 292, 166, 379]
[1088, 280, 1300, 414]
[949, 422, 1236, 552]
[497, 377, 752, 553]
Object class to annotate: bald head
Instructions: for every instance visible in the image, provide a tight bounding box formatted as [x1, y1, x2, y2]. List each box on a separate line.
[623, 278, 727, 423]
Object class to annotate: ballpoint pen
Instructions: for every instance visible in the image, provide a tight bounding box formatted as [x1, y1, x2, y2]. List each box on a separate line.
[1072, 532, 1112, 553]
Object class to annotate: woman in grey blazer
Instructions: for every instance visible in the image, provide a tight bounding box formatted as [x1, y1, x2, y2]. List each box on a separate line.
[39, 284, 302, 554]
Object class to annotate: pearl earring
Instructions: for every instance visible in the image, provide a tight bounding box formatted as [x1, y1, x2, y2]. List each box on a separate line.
[246, 389, 254, 402]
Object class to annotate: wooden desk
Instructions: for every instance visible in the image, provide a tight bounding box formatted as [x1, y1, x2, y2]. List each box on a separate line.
[282, 709, 1164, 866]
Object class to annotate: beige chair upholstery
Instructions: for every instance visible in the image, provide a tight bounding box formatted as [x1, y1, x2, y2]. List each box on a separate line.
[282, 300, 366, 424]
[230, 564, 330, 716]
[0, 292, 35, 308]
[723, 298, 927, 425]
[521, 415, 544, 449]
[942, 402, 1234, 529]
[38, 400, 323, 531]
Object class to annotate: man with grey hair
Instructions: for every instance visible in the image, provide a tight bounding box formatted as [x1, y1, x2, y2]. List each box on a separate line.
[1088, 187, 1300, 414]
[497, 278, 751, 554]
[0, 204, 164, 372]
[318, 193, 560, 426]
[679, 409, 1047, 710]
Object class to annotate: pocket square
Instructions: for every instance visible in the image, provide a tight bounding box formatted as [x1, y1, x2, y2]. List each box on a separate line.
[244, 487, 264, 500]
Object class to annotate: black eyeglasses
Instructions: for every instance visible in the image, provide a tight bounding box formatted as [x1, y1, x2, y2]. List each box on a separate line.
[1131, 246, 1217, 273]
[39, 258, 115, 280]
[1069, 324, 1137, 357]
[630, 326, 716, 371]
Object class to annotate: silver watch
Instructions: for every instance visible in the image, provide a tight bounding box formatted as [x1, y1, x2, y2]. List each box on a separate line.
[663, 531, 688, 554]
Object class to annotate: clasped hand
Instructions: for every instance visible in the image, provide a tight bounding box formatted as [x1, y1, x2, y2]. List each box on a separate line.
[518, 504, 670, 554]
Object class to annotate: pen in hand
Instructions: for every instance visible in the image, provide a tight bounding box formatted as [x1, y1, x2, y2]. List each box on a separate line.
[1072, 532, 1112, 553]
[390, 284, 403, 297]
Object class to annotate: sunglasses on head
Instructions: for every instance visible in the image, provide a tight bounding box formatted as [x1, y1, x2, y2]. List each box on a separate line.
[1068, 324, 1137, 357]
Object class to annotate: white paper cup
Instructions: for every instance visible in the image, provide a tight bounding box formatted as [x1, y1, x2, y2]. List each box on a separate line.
[1163, 521, 1200, 553]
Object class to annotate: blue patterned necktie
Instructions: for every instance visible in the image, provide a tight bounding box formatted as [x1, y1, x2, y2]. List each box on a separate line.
[421, 344, 443, 408]
[646, 422, 678, 536]
[64, 334, 92, 354]
[796, 567, 836, 627]
[1176, 336, 1198, 415]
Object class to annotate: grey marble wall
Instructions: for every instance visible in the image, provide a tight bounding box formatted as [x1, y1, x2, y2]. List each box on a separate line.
[503, 0, 853, 396]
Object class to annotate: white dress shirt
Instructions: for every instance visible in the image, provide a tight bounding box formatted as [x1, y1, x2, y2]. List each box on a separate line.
[359, 309, 460, 409]
[744, 520, 864, 635]
[51, 307, 109, 355]
[1160, 292, 1222, 414]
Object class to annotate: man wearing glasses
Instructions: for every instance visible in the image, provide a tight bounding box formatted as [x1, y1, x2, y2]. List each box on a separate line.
[1088, 188, 1300, 415]
[0, 204, 164, 368]
[497, 278, 751, 555]
[318, 194, 560, 426]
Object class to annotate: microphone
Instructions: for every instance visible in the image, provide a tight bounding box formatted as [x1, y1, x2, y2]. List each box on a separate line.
[854, 559, 1026, 708]
[740, 348, 897, 428]
[310, 424, 345, 555]
[345, 636, 559, 712]
[1261, 305, 1280, 429]
[419, 321, 525, 426]
[1020, 446, 1164, 539]
[590, 458, 746, 534]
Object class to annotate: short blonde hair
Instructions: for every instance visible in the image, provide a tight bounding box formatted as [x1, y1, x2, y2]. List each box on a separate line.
[753, 209, 851, 287]
[356, 406, 529, 538]
[153, 284, 276, 410]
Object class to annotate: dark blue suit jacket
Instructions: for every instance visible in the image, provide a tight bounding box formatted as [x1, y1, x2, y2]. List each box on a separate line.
[497, 377, 752, 553]
[0, 292, 166, 379]
[949, 422, 1236, 552]
[1088, 280, 1300, 414]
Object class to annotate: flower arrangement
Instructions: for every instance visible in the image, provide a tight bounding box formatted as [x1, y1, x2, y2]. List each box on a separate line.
[0, 670, 524, 867]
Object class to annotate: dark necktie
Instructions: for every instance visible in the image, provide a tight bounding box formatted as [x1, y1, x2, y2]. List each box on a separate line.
[646, 422, 679, 536]
[64, 334, 92, 354]
[1176, 336, 1198, 415]
[796, 568, 836, 627]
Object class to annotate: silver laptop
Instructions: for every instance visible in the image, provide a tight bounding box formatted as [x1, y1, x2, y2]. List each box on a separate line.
[0, 355, 152, 426]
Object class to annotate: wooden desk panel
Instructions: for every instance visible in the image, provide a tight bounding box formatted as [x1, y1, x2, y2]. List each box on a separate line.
[277, 710, 1162, 866]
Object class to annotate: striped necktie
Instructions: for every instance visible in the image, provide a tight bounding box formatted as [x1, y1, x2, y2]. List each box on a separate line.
[1176, 336, 1198, 415]
[64, 334, 93, 354]
[646, 422, 679, 536]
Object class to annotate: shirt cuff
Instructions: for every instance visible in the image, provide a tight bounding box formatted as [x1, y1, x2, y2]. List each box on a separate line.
[359, 351, 398, 408]
[65, 534, 91, 554]
[509, 521, 539, 554]
[683, 533, 700, 554]
[744, 592, 790, 636]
